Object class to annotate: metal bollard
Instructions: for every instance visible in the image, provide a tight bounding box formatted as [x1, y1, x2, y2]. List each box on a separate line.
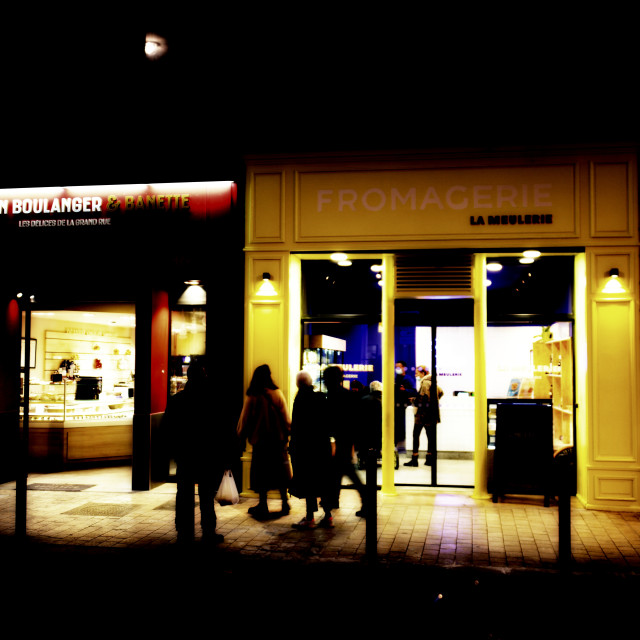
[365, 448, 377, 561]
[554, 447, 573, 569]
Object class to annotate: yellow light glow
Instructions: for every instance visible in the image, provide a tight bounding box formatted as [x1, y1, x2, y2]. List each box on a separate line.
[256, 277, 277, 297]
[602, 275, 626, 294]
[519, 257, 535, 264]
[337, 260, 352, 267]
[522, 250, 541, 259]
[370, 264, 384, 272]
[486, 262, 502, 272]
[330, 253, 348, 262]
[178, 284, 207, 305]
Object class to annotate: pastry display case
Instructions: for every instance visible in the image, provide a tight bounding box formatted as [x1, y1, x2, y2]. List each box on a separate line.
[21, 380, 134, 467]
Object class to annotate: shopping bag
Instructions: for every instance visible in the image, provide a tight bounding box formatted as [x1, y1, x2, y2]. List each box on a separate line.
[215, 470, 239, 505]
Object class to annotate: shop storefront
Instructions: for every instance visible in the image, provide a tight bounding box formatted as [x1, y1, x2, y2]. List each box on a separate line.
[242, 145, 640, 511]
[0, 181, 240, 491]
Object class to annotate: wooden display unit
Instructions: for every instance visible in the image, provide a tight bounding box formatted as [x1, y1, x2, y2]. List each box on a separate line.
[533, 337, 574, 450]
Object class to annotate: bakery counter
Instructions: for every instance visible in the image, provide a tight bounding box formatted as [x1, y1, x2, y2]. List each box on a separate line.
[22, 383, 134, 468]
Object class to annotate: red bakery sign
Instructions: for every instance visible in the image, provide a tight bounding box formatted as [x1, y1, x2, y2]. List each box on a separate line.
[0, 182, 236, 229]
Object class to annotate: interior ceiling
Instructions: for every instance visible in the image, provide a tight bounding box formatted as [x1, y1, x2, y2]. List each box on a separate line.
[33, 306, 136, 327]
[302, 255, 575, 322]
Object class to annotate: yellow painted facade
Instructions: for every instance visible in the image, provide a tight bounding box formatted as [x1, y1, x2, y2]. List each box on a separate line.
[243, 146, 640, 511]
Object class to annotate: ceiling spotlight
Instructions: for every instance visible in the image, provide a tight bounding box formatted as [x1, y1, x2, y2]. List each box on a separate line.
[337, 260, 352, 267]
[486, 262, 503, 272]
[330, 252, 348, 262]
[519, 258, 535, 264]
[522, 250, 541, 259]
[370, 264, 384, 272]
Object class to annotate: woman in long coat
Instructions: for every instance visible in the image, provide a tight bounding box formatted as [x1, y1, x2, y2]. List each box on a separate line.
[289, 371, 334, 529]
[237, 364, 291, 518]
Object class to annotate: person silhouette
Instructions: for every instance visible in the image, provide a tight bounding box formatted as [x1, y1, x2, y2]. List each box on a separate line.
[237, 364, 292, 518]
[289, 370, 334, 529]
[164, 359, 229, 544]
[323, 365, 366, 517]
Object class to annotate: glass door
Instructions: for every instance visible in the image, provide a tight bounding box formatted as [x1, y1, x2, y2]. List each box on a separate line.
[395, 298, 475, 488]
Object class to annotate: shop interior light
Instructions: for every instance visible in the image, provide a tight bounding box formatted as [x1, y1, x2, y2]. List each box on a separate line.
[330, 252, 348, 262]
[486, 262, 503, 272]
[370, 264, 384, 272]
[522, 250, 541, 259]
[603, 268, 626, 294]
[519, 257, 535, 264]
[485, 279, 492, 287]
[256, 272, 277, 297]
[337, 260, 352, 267]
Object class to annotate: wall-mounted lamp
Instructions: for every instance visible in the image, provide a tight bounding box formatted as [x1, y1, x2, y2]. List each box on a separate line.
[178, 280, 207, 305]
[603, 268, 626, 294]
[256, 272, 278, 297]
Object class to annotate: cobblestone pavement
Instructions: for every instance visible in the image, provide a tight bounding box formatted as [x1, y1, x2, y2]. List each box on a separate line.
[1, 467, 640, 572]
[2, 468, 640, 639]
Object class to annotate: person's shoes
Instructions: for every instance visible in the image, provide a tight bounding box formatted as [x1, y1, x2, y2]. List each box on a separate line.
[355, 509, 367, 518]
[248, 504, 270, 518]
[404, 456, 419, 467]
[292, 517, 315, 529]
[203, 532, 224, 544]
[317, 515, 334, 528]
[281, 502, 290, 516]
[425, 454, 432, 466]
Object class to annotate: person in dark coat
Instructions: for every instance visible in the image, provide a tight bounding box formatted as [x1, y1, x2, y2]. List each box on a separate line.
[358, 380, 383, 469]
[405, 369, 444, 467]
[236, 364, 292, 518]
[289, 370, 334, 529]
[394, 360, 417, 452]
[323, 365, 366, 517]
[164, 359, 230, 544]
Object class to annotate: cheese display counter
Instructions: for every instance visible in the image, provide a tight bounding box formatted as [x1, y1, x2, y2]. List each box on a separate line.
[22, 380, 134, 467]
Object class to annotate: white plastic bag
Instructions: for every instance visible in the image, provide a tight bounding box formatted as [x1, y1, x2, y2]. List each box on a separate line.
[215, 470, 239, 505]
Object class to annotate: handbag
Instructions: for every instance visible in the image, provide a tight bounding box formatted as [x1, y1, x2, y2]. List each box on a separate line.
[215, 470, 240, 505]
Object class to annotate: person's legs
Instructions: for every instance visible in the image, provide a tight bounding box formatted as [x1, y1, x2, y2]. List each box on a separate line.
[280, 487, 290, 514]
[425, 422, 436, 465]
[175, 470, 195, 543]
[198, 478, 222, 542]
[404, 421, 423, 466]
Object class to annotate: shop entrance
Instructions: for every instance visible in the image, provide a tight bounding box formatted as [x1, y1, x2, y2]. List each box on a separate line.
[395, 299, 475, 487]
[19, 304, 137, 485]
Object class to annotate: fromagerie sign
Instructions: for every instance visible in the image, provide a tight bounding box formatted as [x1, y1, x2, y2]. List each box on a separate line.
[296, 165, 578, 240]
[0, 182, 235, 230]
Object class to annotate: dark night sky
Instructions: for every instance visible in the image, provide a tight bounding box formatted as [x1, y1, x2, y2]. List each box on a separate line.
[3, 8, 638, 188]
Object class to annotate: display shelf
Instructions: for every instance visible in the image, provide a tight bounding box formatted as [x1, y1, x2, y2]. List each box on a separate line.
[532, 337, 574, 449]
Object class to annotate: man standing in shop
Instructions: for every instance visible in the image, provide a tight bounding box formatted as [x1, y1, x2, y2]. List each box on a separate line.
[394, 361, 416, 460]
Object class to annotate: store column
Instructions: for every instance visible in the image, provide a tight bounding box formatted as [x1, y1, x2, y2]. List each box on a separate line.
[239, 252, 291, 496]
[580, 248, 640, 510]
[0, 296, 21, 484]
[133, 288, 169, 491]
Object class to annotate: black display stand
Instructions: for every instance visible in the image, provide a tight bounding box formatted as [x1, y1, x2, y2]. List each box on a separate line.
[492, 401, 553, 506]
